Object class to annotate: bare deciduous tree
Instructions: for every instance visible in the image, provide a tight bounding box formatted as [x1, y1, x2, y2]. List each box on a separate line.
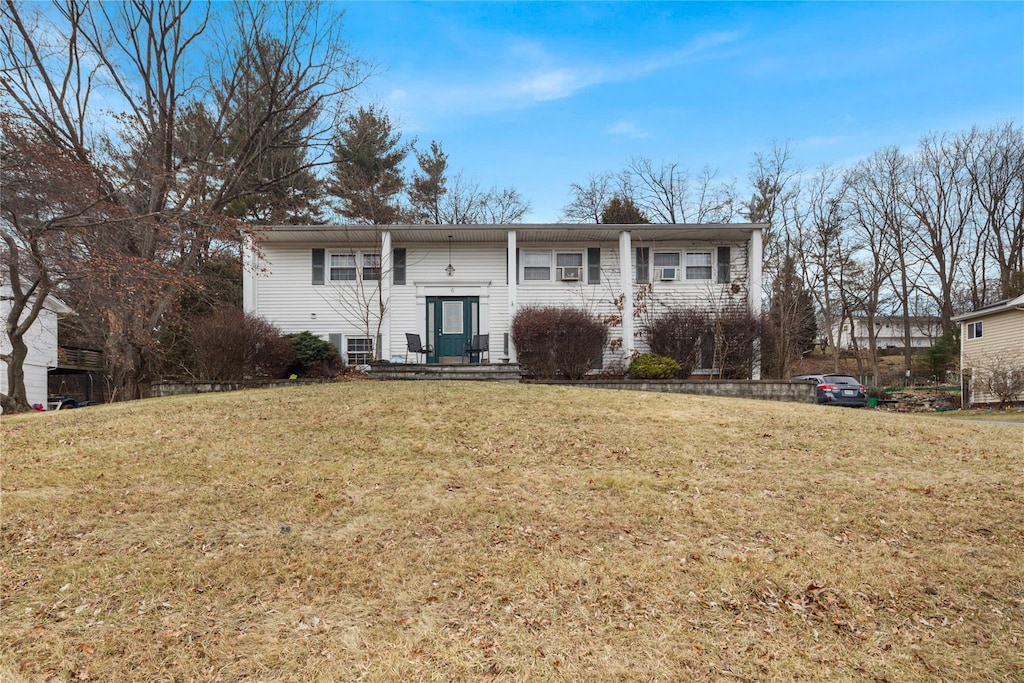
[438, 172, 530, 224]
[626, 156, 736, 225]
[1, 113, 119, 412]
[561, 172, 617, 223]
[1, 0, 365, 399]
[963, 122, 1024, 299]
[904, 131, 977, 335]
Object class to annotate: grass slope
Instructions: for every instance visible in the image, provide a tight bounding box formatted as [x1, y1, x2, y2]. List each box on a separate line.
[2, 382, 1022, 681]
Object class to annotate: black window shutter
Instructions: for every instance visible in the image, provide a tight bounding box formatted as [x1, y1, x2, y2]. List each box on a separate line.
[312, 248, 325, 285]
[636, 247, 650, 284]
[516, 248, 520, 285]
[587, 247, 601, 284]
[393, 248, 407, 285]
[717, 246, 731, 284]
[329, 333, 343, 357]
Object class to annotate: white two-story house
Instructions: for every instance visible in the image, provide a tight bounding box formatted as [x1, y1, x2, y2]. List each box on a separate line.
[243, 223, 765, 377]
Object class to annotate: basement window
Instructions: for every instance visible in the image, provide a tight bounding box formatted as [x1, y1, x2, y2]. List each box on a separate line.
[347, 337, 373, 365]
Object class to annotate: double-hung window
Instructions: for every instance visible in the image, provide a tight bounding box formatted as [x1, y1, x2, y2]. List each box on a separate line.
[636, 247, 650, 284]
[362, 253, 381, 281]
[685, 251, 713, 280]
[523, 250, 552, 281]
[326, 251, 379, 283]
[330, 253, 357, 281]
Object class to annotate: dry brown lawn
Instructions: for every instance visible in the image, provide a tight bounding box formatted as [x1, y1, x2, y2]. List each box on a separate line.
[2, 382, 1022, 681]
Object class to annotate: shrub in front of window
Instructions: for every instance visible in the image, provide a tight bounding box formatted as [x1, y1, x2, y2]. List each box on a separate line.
[286, 331, 342, 377]
[628, 353, 681, 379]
[511, 306, 608, 379]
[646, 309, 709, 377]
[188, 307, 293, 380]
[712, 308, 764, 379]
[971, 351, 1024, 408]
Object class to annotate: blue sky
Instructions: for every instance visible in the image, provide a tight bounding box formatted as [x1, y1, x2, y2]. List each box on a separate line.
[339, 1, 1023, 222]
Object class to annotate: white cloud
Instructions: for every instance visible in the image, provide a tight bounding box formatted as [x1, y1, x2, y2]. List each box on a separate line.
[607, 120, 650, 139]
[801, 135, 846, 147]
[383, 29, 745, 122]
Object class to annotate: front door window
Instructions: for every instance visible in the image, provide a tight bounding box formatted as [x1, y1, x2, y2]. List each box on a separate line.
[442, 301, 464, 335]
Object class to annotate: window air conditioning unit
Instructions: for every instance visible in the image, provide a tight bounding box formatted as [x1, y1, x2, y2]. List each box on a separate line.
[657, 267, 677, 281]
[558, 266, 581, 281]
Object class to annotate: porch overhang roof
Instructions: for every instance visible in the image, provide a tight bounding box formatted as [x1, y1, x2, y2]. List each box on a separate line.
[252, 223, 765, 245]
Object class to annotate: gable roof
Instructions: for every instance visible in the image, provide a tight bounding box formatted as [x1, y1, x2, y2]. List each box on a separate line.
[952, 293, 1024, 322]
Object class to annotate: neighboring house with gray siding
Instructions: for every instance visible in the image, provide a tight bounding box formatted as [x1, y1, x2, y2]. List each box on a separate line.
[953, 293, 1024, 406]
[243, 223, 765, 377]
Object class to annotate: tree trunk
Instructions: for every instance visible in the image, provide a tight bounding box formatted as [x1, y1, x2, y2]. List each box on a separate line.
[2, 337, 32, 413]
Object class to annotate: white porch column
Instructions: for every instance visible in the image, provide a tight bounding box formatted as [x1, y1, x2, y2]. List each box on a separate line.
[748, 227, 763, 380]
[242, 233, 258, 315]
[619, 230, 634, 362]
[507, 229, 517, 362]
[380, 229, 392, 361]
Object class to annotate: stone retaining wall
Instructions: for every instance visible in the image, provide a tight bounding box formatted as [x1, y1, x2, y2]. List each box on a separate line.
[152, 378, 328, 397]
[530, 379, 818, 403]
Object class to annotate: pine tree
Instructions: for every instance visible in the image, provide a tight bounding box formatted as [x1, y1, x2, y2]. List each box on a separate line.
[601, 195, 650, 224]
[408, 141, 448, 224]
[328, 107, 409, 224]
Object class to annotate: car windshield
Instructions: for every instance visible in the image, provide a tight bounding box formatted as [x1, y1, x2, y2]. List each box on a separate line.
[824, 375, 860, 385]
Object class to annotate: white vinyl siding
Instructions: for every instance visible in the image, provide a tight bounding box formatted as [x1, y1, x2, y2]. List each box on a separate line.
[388, 242, 510, 362]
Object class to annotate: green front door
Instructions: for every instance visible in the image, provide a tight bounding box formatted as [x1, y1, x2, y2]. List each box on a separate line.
[427, 297, 477, 363]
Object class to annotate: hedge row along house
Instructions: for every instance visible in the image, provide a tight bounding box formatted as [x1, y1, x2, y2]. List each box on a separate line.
[243, 223, 766, 377]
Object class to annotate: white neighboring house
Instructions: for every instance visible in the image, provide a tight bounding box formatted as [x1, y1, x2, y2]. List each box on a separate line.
[243, 223, 765, 376]
[829, 316, 942, 351]
[1, 286, 73, 411]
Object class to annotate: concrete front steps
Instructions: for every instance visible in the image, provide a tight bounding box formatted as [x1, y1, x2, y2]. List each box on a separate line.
[366, 362, 523, 382]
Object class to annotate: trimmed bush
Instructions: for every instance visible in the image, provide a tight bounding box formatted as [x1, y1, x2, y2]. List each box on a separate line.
[512, 306, 609, 379]
[189, 307, 293, 380]
[286, 331, 342, 377]
[646, 309, 708, 377]
[628, 353, 681, 379]
[712, 309, 763, 379]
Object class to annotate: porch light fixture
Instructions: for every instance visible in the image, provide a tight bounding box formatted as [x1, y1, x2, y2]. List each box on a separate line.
[445, 235, 455, 277]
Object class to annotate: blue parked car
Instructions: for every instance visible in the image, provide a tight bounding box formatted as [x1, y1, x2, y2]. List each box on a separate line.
[791, 374, 868, 407]
[47, 396, 97, 410]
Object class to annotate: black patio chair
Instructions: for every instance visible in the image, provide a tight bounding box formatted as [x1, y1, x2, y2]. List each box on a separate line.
[464, 334, 489, 364]
[405, 333, 432, 363]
